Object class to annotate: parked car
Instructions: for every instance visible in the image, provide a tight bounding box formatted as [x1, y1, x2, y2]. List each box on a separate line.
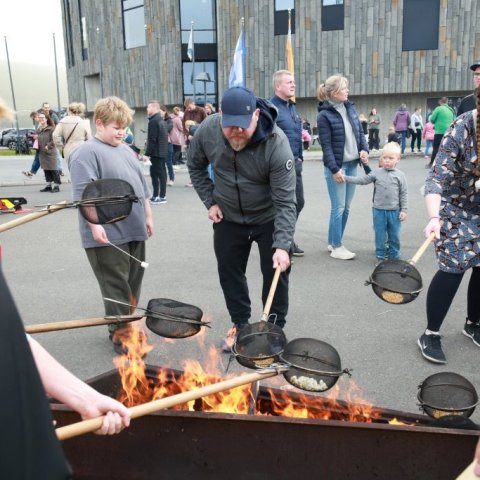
[0, 128, 14, 146]
[1, 129, 35, 150]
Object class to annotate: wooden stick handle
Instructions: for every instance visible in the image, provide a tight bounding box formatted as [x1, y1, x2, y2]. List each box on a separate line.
[56, 370, 278, 441]
[410, 232, 436, 265]
[0, 201, 68, 233]
[25, 315, 143, 334]
[260, 266, 282, 321]
[456, 460, 477, 479]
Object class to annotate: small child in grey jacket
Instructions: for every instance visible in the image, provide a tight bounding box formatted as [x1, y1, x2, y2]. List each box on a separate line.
[340, 142, 408, 263]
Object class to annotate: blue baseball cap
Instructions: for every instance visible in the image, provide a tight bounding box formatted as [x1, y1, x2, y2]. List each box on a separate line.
[221, 86, 257, 129]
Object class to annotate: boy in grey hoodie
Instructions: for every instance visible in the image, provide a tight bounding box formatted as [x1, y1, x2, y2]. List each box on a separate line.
[340, 142, 408, 263]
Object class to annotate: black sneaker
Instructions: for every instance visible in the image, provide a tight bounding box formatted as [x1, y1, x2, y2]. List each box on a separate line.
[417, 333, 447, 364]
[40, 185, 52, 192]
[292, 243, 305, 257]
[462, 319, 480, 347]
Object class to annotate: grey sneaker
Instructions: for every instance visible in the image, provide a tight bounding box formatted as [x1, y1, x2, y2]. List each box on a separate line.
[462, 319, 480, 347]
[219, 323, 247, 353]
[417, 333, 447, 364]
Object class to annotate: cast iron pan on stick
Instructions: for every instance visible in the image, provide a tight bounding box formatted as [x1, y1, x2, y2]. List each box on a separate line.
[232, 267, 350, 392]
[104, 297, 209, 339]
[365, 232, 436, 305]
[232, 266, 288, 369]
[0, 178, 139, 233]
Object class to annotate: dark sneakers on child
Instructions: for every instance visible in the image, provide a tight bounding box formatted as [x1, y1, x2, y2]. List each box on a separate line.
[417, 332, 447, 364]
[462, 319, 480, 347]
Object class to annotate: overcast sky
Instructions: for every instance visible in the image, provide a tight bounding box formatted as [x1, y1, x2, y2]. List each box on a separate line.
[0, 0, 65, 67]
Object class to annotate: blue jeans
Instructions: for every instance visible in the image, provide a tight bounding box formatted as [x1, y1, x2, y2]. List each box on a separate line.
[31, 151, 40, 174]
[166, 143, 175, 181]
[324, 160, 357, 248]
[398, 131, 407, 154]
[372, 208, 401, 259]
[424, 139, 433, 156]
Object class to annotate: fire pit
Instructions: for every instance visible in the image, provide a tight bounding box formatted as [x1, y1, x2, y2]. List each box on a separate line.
[51, 365, 480, 479]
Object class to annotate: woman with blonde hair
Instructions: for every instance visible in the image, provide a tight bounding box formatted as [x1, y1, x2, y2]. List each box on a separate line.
[316, 74, 369, 260]
[53, 101, 92, 167]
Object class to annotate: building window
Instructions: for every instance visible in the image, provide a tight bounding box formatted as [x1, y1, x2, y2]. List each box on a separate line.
[322, 0, 344, 31]
[180, 0, 217, 106]
[78, 0, 88, 60]
[183, 61, 217, 106]
[122, 0, 146, 49]
[274, 0, 295, 36]
[402, 0, 439, 51]
[62, 0, 75, 67]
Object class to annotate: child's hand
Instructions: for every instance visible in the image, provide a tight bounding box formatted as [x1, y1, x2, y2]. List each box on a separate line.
[399, 211, 407, 221]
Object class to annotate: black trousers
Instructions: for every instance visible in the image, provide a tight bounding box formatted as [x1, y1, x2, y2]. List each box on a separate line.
[426, 267, 480, 332]
[429, 133, 444, 166]
[295, 159, 305, 217]
[213, 219, 290, 328]
[410, 128, 422, 151]
[172, 144, 182, 164]
[368, 129, 380, 150]
[150, 156, 167, 198]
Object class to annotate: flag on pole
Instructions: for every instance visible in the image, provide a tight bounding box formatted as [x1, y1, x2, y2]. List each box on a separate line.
[286, 9, 295, 102]
[187, 23, 194, 61]
[229, 18, 246, 88]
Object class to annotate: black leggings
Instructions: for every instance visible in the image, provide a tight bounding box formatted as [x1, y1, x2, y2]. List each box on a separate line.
[426, 267, 480, 331]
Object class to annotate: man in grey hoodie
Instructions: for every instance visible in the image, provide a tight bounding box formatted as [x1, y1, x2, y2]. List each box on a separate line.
[187, 86, 297, 352]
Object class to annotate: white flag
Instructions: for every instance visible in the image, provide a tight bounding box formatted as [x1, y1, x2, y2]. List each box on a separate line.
[187, 25, 194, 61]
[228, 21, 246, 87]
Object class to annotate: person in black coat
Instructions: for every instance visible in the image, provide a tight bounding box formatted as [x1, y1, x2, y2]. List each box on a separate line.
[144, 100, 169, 204]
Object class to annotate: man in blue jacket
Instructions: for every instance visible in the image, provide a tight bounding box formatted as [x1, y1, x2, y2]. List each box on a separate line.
[270, 70, 305, 257]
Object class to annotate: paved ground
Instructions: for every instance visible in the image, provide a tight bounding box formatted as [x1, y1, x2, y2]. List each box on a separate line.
[1, 150, 479, 421]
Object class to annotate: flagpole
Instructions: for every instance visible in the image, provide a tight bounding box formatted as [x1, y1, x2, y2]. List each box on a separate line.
[3, 36, 19, 134]
[191, 21, 196, 100]
[52, 33, 61, 114]
[286, 9, 295, 102]
[241, 17, 246, 86]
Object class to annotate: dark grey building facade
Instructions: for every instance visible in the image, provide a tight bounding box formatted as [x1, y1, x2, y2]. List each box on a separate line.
[61, 0, 480, 143]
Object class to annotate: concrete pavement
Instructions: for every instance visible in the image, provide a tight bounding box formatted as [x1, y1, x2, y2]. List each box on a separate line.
[1, 149, 479, 422]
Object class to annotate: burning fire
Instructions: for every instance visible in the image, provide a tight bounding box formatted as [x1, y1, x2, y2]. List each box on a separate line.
[114, 324, 389, 423]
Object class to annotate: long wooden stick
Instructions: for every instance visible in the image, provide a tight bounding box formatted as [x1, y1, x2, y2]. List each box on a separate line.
[260, 266, 282, 321]
[410, 232, 436, 265]
[56, 369, 281, 441]
[0, 201, 68, 233]
[456, 460, 477, 479]
[25, 315, 144, 334]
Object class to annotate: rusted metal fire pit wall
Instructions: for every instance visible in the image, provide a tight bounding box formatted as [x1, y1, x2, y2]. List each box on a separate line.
[51, 367, 480, 480]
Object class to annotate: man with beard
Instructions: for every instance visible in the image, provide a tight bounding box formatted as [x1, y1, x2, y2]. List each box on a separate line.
[187, 86, 296, 351]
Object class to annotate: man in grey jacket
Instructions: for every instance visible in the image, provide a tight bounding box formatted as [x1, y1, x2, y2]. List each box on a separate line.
[187, 86, 297, 351]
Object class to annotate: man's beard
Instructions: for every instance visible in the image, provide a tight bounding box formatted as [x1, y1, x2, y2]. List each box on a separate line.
[226, 137, 248, 151]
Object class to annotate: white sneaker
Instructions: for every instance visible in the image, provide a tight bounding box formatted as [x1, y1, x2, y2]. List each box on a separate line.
[327, 244, 333, 252]
[330, 245, 356, 260]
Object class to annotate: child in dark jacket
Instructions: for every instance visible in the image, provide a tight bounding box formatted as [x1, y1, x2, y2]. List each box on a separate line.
[387, 126, 401, 145]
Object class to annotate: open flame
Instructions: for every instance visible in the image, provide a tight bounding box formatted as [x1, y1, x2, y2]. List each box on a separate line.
[114, 324, 389, 423]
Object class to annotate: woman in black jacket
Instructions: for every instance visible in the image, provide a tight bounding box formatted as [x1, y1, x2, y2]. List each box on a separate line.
[316, 74, 369, 260]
